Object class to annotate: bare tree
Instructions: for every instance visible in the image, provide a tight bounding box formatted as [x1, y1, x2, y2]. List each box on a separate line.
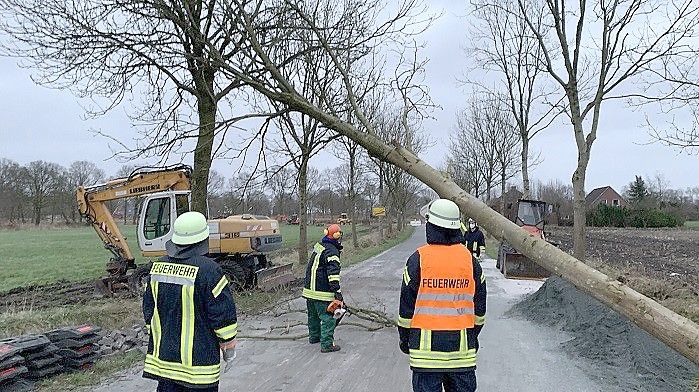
[23, 161, 64, 225]
[372, 110, 429, 230]
[113, 165, 138, 225]
[450, 93, 521, 210]
[0, 158, 27, 223]
[67, 161, 105, 222]
[452, 98, 500, 200]
[0, 0, 264, 215]
[514, 0, 699, 260]
[535, 179, 574, 224]
[649, 108, 699, 153]
[490, 98, 522, 214]
[468, 0, 560, 198]
[447, 129, 485, 198]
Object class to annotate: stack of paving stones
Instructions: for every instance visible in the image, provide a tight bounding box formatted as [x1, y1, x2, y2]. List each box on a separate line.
[98, 324, 148, 356]
[0, 335, 62, 383]
[0, 341, 28, 389]
[46, 325, 102, 371]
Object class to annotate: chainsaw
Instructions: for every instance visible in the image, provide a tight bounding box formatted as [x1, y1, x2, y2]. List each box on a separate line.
[327, 299, 349, 325]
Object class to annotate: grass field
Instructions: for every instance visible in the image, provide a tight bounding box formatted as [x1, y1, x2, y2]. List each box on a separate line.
[0, 223, 373, 293]
[0, 225, 146, 293]
[684, 220, 699, 229]
[278, 223, 371, 250]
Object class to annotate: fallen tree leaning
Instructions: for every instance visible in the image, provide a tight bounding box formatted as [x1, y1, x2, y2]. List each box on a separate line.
[218, 7, 699, 364]
[265, 93, 699, 364]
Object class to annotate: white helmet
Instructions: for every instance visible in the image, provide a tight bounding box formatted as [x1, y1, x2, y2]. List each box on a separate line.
[171, 211, 210, 245]
[427, 199, 461, 229]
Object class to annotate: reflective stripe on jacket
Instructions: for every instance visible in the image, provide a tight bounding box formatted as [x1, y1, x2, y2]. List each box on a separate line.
[398, 223, 486, 373]
[302, 241, 342, 301]
[142, 243, 237, 388]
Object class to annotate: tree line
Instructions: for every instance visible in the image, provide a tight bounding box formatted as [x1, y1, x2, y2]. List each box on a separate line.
[0, 155, 429, 235]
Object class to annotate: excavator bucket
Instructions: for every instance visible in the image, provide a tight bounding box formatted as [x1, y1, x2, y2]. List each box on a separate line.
[255, 262, 296, 291]
[497, 244, 550, 280]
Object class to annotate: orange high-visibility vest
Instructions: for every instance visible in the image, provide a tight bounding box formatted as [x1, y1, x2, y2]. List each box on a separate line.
[410, 244, 476, 331]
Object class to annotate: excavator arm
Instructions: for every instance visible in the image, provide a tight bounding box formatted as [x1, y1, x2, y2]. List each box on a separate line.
[76, 166, 192, 278]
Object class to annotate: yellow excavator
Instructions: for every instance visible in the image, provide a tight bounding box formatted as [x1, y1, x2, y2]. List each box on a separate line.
[76, 165, 294, 295]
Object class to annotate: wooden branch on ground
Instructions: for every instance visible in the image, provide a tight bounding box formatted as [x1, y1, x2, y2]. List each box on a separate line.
[238, 305, 397, 341]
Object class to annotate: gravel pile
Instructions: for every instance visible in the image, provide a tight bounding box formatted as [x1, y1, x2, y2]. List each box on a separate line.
[511, 276, 698, 392]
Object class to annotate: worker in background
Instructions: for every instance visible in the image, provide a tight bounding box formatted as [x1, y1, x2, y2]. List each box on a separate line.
[143, 212, 238, 392]
[302, 224, 344, 353]
[462, 218, 486, 261]
[398, 199, 487, 392]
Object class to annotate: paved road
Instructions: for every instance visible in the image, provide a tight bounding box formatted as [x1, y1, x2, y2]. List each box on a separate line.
[94, 228, 610, 392]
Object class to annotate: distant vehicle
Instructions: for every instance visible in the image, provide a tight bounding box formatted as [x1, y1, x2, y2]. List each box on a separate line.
[409, 220, 422, 227]
[496, 199, 556, 279]
[337, 213, 351, 225]
[287, 214, 300, 225]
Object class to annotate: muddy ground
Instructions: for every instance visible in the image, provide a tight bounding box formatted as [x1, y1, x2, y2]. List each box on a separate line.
[0, 280, 98, 315]
[547, 226, 699, 324]
[547, 225, 699, 280]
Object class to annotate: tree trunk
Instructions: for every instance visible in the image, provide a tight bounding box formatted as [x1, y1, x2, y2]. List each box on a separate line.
[378, 165, 385, 241]
[572, 165, 587, 260]
[191, 94, 217, 217]
[500, 171, 506, 214]
[521, 136, 531, 198]
[33, 204, 41, 225]
[349, 153, 359, 248]
[133, 199, 142, 225]
[298, 156, 310, 265]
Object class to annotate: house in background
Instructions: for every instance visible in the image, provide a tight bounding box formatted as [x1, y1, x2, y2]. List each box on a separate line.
[488, 187, 523, 221]
[586, 186, 628, 209]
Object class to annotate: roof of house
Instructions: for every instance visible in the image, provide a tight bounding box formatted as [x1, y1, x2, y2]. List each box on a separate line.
[586, 186, 625, 205]
[488, 187, 523, 208]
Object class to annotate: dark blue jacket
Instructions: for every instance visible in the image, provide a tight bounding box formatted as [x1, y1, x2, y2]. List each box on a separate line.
[302, 238, 343, 302]
[463, 227, 486, 257]
[142, 240, 237, 388]
[398, 223, 487, 372]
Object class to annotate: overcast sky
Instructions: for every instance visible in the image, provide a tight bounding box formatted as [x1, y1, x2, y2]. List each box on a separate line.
[0, 1, 697, 194]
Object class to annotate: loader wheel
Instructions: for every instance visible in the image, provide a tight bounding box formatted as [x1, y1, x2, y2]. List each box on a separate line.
[129, 262, 153, 295]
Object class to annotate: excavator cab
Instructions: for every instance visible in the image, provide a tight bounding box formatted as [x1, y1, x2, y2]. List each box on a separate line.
[138, 191, 190, 255]
[134, 190, 292, 291]
[496, 199, 552, 279]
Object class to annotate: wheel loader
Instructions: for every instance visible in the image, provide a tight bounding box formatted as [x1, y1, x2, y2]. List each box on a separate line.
[76, 165, 295, 296]
[337, 213, 351, 225]
[495, 199, 554, 279]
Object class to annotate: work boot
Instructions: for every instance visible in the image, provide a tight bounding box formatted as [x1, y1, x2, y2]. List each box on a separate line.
[309, 338, 320, 344]
[321, 345, 341, 353]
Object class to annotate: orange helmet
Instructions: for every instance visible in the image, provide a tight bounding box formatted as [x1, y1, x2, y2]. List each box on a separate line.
[324, 224, 343, 240]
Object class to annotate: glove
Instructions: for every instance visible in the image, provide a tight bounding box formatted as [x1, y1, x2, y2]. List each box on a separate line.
[399, 339, 409, 355]
[221, 340, 237, 373]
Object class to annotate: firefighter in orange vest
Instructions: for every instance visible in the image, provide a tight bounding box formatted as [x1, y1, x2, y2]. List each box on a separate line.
[397, 199, 487, 392]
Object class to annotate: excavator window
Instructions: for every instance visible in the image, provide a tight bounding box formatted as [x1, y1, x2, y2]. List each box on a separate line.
[143, 197, 171, 240]
[175, 194, 190, 217]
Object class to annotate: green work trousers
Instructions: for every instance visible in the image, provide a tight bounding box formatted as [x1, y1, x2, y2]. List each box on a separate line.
[306, 299, 336, 349]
